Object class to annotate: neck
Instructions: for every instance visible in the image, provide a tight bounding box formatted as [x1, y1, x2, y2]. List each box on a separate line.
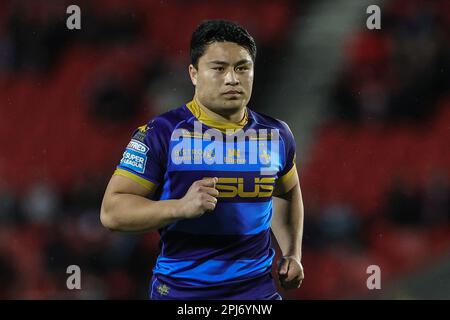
[194, 96, 246, 124]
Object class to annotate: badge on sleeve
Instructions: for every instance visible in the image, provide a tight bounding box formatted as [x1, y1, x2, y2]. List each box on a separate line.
[120, 124, 151, 174]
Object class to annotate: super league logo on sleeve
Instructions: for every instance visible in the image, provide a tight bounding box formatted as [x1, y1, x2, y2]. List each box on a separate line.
[120, 149, 148, 174]
[120, 130, 150, 174]
[127, 140, 149, 154]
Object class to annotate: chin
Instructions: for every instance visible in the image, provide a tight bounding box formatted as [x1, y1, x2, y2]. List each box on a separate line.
[222, 98, 245, 109]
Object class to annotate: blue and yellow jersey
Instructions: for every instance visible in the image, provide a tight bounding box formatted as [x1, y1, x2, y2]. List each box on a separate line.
[115, 99, 298, 299]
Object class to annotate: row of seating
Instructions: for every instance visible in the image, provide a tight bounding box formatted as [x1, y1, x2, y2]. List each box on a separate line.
[301, 99, 450, 216]
[0, 0, 296, 191]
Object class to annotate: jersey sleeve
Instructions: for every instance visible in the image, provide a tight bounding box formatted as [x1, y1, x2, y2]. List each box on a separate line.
[275, 121, 298, 195]
[114, 118, 167, 191]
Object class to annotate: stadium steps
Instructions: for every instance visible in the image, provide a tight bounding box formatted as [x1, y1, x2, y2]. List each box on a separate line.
[261, 0, 386, 159]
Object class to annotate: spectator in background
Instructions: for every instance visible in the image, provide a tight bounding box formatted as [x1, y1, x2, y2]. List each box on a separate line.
[7, 2, 68, 73]
[0, 180, 16, 224]
[0, 254, 17, 299]
[77, 3, 141, 45]
[384, 176, 423, 226]
[319, 202, 362, 250]
[0, 29, 14, 75]
[6, 0, 141, 75]
[89, 73, 140, 123]
[422, 172, 449, 226]
[20, 180, 60, 224]
[332, 0, 449, 124]
[64, 172, 106, 215]
[301, 199, 326, 250]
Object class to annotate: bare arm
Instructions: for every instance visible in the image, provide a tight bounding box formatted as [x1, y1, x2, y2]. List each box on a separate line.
[272, 180, 304, 261]
[271, 171, 305, 289]
[100, 175, 219, 233]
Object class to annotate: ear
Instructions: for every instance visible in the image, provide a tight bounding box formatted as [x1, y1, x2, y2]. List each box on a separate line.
[188, 64, 197, 86]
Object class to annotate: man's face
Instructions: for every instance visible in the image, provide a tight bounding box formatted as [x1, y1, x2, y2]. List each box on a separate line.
[189, 41, 254, 115]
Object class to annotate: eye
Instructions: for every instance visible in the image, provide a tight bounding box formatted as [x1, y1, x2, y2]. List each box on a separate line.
[236, 66, 249, 72]
[213, 67, 224, 71]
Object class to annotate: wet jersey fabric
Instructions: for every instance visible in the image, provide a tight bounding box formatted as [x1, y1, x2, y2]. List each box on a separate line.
[115, 100, 296, 299]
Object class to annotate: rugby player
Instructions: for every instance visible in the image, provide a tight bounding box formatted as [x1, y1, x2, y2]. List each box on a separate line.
[100, 20, 304, 300]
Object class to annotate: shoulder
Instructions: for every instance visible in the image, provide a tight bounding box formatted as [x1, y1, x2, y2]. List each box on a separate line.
[146, 105, 192, 131]
[134, 104, 191, 136]
[248, 108, 294, 140]
[130, 104, 191, 145]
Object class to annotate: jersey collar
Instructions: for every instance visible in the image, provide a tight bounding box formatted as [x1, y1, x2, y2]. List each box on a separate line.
[185, 98, 249, 133]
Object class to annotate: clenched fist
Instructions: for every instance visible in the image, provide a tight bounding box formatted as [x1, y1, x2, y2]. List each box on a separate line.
[278, 256, 304, 290]
[178, 177, 219, 219]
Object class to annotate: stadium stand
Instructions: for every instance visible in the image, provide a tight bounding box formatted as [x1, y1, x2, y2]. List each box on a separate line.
[0, 0, 448, 299]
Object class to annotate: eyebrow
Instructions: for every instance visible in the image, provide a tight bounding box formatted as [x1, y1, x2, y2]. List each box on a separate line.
[208, 59, 252, 66]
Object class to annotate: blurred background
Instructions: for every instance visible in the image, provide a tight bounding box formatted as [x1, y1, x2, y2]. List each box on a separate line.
[0, 0, 448, 299]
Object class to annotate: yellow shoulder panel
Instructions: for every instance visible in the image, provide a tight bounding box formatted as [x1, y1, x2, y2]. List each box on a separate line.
[274, 164, 298, 196]
[114, 168, 158, 191]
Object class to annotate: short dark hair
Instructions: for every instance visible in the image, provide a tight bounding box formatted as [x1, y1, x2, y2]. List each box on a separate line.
[190, 19, 257, 69]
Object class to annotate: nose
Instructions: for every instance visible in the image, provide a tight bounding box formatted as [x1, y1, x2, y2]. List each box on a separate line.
[224, 69, 239, 86]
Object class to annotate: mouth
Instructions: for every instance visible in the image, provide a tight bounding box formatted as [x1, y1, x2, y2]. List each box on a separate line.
[223, 90, 243, 95]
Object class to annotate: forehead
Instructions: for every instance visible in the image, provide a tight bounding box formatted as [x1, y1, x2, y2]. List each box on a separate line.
[200, 41, 252, 64]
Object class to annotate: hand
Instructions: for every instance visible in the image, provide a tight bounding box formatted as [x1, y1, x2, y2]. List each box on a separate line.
[277, 255, 304, 290]
[178, 177, 219, 219]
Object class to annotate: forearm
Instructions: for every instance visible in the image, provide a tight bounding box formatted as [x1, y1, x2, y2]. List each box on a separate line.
[271, 184, 304, 260]
[101, 193, 183, 232]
